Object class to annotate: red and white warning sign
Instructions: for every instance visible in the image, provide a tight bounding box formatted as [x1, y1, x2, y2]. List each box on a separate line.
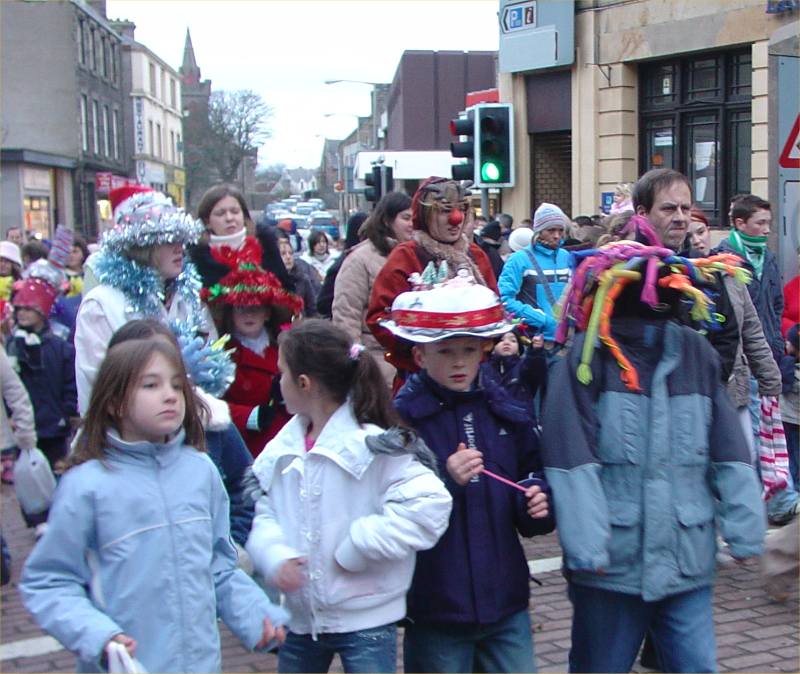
[779, 113, 800, 169]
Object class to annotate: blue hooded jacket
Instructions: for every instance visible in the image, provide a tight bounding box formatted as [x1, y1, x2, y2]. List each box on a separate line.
[395, 371, 554, 625]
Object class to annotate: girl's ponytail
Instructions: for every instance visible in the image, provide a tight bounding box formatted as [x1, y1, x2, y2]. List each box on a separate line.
[278, 319, 401, 429]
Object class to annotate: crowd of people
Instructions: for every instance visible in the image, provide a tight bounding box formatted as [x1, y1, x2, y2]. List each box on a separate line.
[0, 167, 796, 673]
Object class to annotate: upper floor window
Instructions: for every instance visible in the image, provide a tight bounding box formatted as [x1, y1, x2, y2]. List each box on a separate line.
[149, 63, 157, 97]
[170, 79, 177, 109]
[78, 20, 86, 65]
[639, 49, 752, 226]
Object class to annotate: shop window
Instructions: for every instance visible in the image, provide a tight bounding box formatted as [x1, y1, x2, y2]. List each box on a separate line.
[23, 196, 51, 239]
[640, 49, 752, 226]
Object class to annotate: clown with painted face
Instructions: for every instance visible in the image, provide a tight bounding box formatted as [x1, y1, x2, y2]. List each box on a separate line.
[367, 177, 498, 382]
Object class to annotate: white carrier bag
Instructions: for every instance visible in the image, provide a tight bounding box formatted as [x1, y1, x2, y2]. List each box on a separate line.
[14, 447, 56, 515]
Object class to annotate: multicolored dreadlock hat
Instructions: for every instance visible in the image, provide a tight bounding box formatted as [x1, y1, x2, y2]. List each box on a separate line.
[556, 239, 751, 393]
[201, 237, 304, 314]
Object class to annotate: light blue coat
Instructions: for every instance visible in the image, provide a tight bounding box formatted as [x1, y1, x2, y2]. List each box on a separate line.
[21, 430, 288, 672]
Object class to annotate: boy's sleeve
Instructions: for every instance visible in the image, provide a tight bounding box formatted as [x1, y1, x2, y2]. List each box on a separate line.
[334, 457, 453, 573]
[20, 473, 122, 666]
[541, 345, 611, 572]
[208, 463, 289, 650]
[513, 425, 555, 538]
[707, 379, 766, 559]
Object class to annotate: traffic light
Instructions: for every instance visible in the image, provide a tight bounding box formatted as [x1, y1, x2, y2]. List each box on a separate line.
[364, 165, 394, 203]
[475, 103, 514, 188]
[364, 166, 382, 203]
[450, 110, 476, 182]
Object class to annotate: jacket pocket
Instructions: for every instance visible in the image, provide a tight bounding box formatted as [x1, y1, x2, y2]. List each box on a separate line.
[607, 500, 641, 569]
[675, 501, 716, 577]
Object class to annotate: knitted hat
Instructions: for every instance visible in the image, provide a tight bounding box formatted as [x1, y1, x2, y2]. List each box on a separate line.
[411, 177, 471, 231]
[480, 221, 502, 242]
[101, 188, 203, 254]
[509, 227, 534, 252]
[532, 203, 570, 236]
[24, 225, 73, 290]
[380, 269, 511, 343]
[12, 277, 58, 317]
[0, 241, 22, 267]
[201, 237, 303, 314]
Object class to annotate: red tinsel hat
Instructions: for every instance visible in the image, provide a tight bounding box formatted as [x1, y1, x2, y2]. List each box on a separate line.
[12, 278, 58, 318]
[201, 237, 304, 314]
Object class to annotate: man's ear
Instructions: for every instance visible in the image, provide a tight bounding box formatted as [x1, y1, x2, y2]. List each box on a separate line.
[733, 217, 745, 231]
[412, 345, 425, 370]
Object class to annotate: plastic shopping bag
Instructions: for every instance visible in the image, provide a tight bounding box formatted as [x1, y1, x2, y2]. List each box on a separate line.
[759, 396, 790, 501]
[106, 642, 147, 673]
[14, 448, 56, 516]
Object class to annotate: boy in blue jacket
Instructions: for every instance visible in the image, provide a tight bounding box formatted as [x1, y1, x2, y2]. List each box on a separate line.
[384, 270, 554, 673]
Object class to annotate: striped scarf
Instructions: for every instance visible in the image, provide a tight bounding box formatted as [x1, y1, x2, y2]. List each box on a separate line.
[728, 228, 767, 279]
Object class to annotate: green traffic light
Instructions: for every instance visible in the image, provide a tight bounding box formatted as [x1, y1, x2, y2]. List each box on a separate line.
[480, 161, 501, 182]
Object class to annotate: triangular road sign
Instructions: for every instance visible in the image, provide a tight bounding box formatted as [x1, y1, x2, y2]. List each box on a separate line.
[779, 113, 800, 169]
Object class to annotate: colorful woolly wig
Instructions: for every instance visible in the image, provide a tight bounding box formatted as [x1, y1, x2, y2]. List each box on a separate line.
[556, 240, 750, 392]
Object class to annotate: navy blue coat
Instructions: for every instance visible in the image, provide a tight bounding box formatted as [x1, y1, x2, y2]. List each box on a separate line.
[394, 371, 554, 626]
[7, 328, 77, 439]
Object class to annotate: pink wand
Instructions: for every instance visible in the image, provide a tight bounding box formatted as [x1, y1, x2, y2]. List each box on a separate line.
[481, 468, 528, 493]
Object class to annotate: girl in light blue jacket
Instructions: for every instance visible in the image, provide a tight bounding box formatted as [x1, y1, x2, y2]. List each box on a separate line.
[21, 337, 288, 672]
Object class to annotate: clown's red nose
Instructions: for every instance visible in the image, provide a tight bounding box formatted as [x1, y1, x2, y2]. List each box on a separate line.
[448, 209, 464, 226]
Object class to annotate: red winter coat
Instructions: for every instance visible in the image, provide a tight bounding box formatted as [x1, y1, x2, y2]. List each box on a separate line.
[366, 240, 498, 374]
[223, 337, 289, 458]
[782, 275, 799, 338]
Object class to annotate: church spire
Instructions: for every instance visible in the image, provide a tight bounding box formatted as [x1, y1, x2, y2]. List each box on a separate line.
[180, 28, 200, 85]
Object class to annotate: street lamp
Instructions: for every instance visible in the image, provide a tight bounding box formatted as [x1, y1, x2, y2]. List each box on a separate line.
[324, 79, 387, 86]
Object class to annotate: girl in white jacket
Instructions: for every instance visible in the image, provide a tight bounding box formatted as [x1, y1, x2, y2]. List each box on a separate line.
[246, 319, 452, 673]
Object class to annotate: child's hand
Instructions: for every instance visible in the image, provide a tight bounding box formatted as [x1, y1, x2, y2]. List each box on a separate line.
[447, 442, 483, 486]
[275, 557, 307, 592]
[531, 334, 544, 349]
[524, 484, 549, 519]
[255, 618, 286, 649]
[107, 633, 137, 657]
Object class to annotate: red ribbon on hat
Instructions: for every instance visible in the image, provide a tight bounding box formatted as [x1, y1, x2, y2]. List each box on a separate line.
[391, 305, 505, 330]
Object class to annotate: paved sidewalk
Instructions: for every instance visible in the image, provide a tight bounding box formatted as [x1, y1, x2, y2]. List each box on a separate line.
[2, 481, 797, 672]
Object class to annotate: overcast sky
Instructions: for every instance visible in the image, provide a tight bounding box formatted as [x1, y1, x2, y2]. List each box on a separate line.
[106, 0, 499, 169]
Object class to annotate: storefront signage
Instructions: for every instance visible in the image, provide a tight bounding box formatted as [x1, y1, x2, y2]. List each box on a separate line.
[134, 97, 145, 154]
[499, 0, 574, 73]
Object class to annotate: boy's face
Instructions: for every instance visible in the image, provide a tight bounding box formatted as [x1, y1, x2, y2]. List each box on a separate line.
[15, 306, 44, 332]
[413, 336, 487, 392]
[493, 332, 519, 357]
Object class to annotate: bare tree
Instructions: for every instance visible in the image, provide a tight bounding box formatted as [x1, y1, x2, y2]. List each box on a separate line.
[207, 90, 272, 183]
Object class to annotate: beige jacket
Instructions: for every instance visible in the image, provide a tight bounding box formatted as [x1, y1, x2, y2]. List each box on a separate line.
[0, 348, 36, 451]
[724, 275, 781, 408]
[332, 240, 396, 386]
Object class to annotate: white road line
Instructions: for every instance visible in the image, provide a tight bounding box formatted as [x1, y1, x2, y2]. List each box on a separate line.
[0, 635, 64, 660]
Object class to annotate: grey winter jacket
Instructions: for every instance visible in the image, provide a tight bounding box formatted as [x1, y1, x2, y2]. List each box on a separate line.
[542, 318, 765, 602]
[724, 275, 782, 408]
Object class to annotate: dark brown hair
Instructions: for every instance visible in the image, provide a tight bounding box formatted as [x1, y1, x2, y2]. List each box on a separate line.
[307, 229, 329, 255]
[277, 319, 401, 429]
[730, 194, 770, 225]
[361, 191, 412, 257]
[632, 168, 692, 214]
[196, 184, 253, 230]
[64, 337, 206, 470]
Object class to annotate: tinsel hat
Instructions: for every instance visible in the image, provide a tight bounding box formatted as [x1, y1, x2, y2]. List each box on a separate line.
[379, 265, 511, 343]
[556, 240, 751, 393]
[12, 278, 58, 318]
[201, 237, 304, 314]
[101, 186, 203, 254]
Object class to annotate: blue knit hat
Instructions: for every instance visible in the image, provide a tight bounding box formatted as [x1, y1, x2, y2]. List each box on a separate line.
[533, 202, 570, 236]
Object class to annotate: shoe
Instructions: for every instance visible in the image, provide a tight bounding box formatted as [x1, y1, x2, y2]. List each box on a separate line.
[768, 501, 799, 527]
[34, 523, 48, 539]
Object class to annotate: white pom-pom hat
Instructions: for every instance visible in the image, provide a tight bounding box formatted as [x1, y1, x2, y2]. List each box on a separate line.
[380, 273, 512, 343]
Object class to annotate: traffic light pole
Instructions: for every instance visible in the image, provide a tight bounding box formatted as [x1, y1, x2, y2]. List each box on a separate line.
[480, 188, 489, 219]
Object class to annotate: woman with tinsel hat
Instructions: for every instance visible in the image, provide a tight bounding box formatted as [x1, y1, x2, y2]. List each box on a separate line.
[540, 240, 765, 673]
[203, 238, 303, 457]
[366, 177, 497, 383]
[74, 185, 217, 413]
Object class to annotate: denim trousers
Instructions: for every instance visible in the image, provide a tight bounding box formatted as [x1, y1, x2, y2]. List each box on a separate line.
[403, 609, 536, 673]
[277, 623, 397, 673]
[567, 583, 717, 673]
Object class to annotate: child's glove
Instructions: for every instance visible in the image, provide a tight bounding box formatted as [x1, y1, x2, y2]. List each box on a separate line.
[246, 378, 283, 432]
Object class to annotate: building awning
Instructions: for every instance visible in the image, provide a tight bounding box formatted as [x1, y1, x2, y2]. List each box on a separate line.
[1, 149, 76, 170]
[353, 150, 458, 184]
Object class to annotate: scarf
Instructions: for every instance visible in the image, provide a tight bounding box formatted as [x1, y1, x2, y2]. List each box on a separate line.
[414, 231, 486, 286]
[210, 228, 247, 252]
[728, 228, 767, 279]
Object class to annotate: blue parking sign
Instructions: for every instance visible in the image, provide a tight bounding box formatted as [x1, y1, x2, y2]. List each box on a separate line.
[509, 7, 523, 28]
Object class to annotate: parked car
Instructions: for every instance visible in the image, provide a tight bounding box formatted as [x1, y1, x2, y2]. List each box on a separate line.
[307, 211, 341, 241]
[295, 202, 315, 216]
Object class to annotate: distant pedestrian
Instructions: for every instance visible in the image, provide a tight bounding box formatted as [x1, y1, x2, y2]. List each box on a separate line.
[302, 229, 339, 284]
[278, 231, 320, 317]
[246, 319, 451, 673]
[0, 241, 22, 301]
[315, 211, 367, 318]
[476, 220, 505, 278]
[6, 227, 23, 247]
[21, 337, 288, 672]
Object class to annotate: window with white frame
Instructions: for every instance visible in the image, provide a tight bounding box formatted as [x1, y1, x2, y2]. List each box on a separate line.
[113, 109, 120, 159]
[92, 100, 99, 154]
[103, 105, 110, 156]
[80, 95, 89, 152]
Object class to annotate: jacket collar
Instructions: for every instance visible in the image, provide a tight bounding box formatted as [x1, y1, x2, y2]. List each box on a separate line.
[531, 242, 560, 258]
[252, 402, 378, 490]
[105, 428, 186, 466]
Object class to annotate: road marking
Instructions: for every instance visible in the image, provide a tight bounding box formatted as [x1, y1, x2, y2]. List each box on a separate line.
[0, 635, 64, 660]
